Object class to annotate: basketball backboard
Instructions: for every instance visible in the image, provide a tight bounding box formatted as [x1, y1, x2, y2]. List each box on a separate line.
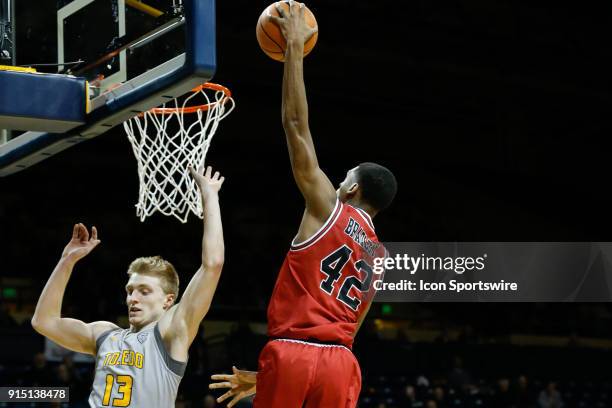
[0, 0, 217, 176]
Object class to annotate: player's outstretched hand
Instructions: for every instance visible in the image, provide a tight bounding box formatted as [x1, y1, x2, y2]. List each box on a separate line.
[270, 0, 318, 43]
[189, 165, 225, 199]
[209, 366, 257, 407]
[61, 223, 101, 263]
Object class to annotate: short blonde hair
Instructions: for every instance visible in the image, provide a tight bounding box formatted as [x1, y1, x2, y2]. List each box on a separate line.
[127, 256, 179, 299]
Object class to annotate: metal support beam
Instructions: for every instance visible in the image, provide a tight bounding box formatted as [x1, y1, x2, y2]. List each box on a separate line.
[1, 0, 15, 143]
[0, 0, 14, 62]
[9, 0, 13, 62]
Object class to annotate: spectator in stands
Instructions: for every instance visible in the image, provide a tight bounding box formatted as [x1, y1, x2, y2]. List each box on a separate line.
[399, 384, 424, 407]
[61, 355, 79, 377]
[490, 378, 513, 408]
[515, 375, 535, 407]
[433, 386, 446, 408]
[203, 394, 217, 407]
[62, 354, 90, 388]
[538, 382, 563, 408]
[464, 383, 486, 407]
[447, 355, 473, 392]
[415, 375, 431, 403]
[23, 352, 54, 386]
[417, 375, 430, 388]
[426, 400, 438, 408]
[0, 303, 18, 328]
[175, 394, 188, 408]
[56, 360, 88, 407]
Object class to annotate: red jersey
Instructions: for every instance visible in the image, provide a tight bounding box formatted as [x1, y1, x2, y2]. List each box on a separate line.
[267, 200, 385, 348]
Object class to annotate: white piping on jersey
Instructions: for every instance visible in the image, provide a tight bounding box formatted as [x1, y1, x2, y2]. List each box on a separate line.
[273, 338, 351, 352]
[290, 199, 342, 251]
[351, 205, 375, 231]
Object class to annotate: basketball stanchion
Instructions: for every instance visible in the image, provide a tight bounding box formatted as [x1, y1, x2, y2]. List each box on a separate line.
[123, 83, 235, 223]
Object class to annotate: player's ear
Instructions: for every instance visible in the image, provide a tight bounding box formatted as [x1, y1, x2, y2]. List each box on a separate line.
[163, 294, 176, 309]
[346, 182, 359, 198]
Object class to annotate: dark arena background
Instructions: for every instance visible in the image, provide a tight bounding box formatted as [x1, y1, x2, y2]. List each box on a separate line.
[2, 1, 612, 407]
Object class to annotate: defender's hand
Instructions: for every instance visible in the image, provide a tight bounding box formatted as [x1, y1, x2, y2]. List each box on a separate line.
[270, 1, 318, 43]
[209, 366, 257, 407]
[190, 166, 225, 198]
[61, 223, 100, 263]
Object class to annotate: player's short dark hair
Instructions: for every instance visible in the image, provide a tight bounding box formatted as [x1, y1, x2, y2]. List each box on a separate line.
[355, 162, 397, 211]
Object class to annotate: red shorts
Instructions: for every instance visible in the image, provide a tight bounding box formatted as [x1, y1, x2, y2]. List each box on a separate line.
[253, 339, 361, 408]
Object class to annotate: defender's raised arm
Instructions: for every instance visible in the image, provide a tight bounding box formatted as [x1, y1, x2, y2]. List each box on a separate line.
[31, 224, 118, 355]
[159, 166, 225, 360]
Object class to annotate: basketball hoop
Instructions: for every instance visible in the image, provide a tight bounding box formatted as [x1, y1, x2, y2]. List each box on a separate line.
[123, 82, 235, 223]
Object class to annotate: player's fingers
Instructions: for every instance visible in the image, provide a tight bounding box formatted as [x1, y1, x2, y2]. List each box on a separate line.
[91, 226, 98, 241]
[209, 381, 232, 389]
[305, 26, 317, 41]
[217, 389, 234, 403]
[205, 166, 213, 178]
[228, 392, 244, 408]
[213, 171, 220, 180]
[267, 14, 281, 25]
[227, 391, 246, 408]
[76, 223, 85, 239]
[80, 223, 90, 241]
[72, 224, 79, 239]
[219, 176, 225, 185]
[211, 374, 232, 381]
[274, 2, 287, 17]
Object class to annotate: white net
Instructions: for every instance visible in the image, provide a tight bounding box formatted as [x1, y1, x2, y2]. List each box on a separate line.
[123, 83, 235, 223]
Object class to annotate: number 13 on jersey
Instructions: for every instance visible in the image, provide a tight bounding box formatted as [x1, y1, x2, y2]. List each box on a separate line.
[103, 374, 133, 406]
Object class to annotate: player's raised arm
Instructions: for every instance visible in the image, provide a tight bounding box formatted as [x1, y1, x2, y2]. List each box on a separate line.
[160, 166, 225, 357]
[270, 2, 336, 222]
[31, 224, 119, 355]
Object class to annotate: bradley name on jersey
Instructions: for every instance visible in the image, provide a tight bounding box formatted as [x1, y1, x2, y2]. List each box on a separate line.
[344, 217, 380, 258]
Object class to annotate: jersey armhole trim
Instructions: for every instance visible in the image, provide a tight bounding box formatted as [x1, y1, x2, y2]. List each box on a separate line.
[291, 199, 342, 251]
[95, 329, 115, 352]
[352, 206, 375, 231]
[153, 324, 188, 377]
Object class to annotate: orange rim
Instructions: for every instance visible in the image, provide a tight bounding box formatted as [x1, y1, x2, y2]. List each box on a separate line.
[148, 83, 232, 115]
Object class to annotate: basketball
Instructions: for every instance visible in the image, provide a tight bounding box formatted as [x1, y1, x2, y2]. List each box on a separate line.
[256, 1, 318, 62]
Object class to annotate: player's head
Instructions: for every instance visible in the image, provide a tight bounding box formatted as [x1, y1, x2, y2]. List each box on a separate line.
[337, 162, 397, 214]
[125, 256, 179, 328]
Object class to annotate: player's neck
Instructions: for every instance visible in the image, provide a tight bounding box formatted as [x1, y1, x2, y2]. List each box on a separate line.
[345, 199, 377, 219]
[130, 320, 157, 333]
